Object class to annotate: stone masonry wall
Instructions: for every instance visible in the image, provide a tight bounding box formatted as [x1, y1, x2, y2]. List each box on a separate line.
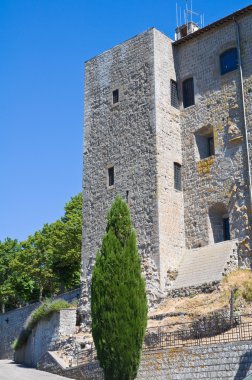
[0, 288, 80, 359]
[81, 28, 161, 319]
[15, 309, 76, 368]
[173, 12, 252, 263]
[39, 341, 252, 380]
[154, 29, 185, 290]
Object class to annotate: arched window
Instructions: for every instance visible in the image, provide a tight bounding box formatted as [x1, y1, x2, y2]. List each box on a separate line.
[220, 48, 238, 75]
[209, 203, 230, 244]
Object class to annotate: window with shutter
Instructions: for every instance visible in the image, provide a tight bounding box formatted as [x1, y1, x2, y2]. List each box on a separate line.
[174, 163, 182, 191]
[220, 48, 238, 75]
[171, 80, 179, 109]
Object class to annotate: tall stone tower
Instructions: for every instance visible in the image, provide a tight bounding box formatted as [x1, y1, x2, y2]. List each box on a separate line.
[80, 28, 185, 318]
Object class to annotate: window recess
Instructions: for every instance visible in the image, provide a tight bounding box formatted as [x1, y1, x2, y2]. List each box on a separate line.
[174, 163, 182, 191]
[171, 80, 179, 109]
[112, 89, 119, 104]
[108, 166, 114, 187]
[220, 48, 238, 75]
[182, 77, 194, 108]
[195, 126, 215, 160]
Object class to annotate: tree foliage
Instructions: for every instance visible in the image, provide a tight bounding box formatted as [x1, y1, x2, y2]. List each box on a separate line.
[91, 196, 147, 380]
[0, 193, 82, 312]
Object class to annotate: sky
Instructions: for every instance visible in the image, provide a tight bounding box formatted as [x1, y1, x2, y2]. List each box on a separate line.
[0, 0, 250, 242]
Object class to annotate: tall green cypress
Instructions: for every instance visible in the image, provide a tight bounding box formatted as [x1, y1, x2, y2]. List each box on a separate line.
[91, 196, 147, 380]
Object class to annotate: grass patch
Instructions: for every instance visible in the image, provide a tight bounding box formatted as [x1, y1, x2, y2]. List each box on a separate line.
[149, 269, 252, 328]
[13, 298, 70, 351]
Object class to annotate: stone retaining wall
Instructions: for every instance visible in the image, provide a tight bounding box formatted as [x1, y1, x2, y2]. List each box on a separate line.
[39, 341, 252, 380]
[15, 309, 76, 368]
[0, 288, 80, 359]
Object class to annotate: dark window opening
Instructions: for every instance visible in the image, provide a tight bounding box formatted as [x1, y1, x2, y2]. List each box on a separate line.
[112, 89, 119, 104]
[195, 126, 215, 160]
[208, 137, 214, 157]
[108, 167, 114, 187]
[220, 48, 238, 75]
[209, 204, 230, 244]
[126, 190, 129, 204]
[171, 80, 179, 109]
[182, 77, 194, 108]
[174, 163, 182, 191]
[223, 218, 230, 241]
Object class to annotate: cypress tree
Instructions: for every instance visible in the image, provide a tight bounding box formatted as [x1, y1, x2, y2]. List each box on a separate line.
[91, 196, 147, 380]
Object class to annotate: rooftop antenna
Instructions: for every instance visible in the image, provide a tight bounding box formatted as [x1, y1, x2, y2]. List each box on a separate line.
[175, 0, 205, 40]
[176, 3, 179, 27]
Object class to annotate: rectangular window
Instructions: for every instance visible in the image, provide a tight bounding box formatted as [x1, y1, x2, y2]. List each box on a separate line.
[108, 167, 114, 187]
[182, 78, 194, 108]
[174, 163, 182, 191]
[112, 89, 119, 104]
[171, 80, 179, 109]
[195, 126, 215, 160]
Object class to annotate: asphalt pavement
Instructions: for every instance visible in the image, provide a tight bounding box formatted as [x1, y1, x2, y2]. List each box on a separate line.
[0, 360, 70, 380]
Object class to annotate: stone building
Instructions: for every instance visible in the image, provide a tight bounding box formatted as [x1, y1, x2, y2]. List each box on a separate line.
[80, 5, 252, 318]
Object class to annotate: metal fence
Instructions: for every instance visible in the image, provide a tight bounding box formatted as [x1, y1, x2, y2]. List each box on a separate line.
[76, 314, 252, 365]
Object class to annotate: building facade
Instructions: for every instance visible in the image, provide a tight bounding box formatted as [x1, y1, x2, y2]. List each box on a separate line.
[80, 5, 252, 319]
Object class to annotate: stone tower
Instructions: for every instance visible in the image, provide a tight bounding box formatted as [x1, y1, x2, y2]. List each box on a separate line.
[79, 4, 252, 323]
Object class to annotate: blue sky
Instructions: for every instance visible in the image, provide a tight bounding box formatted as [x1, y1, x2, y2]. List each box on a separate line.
[0, 0, 250, 241]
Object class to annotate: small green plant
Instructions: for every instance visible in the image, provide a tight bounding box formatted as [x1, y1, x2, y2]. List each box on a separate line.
[13, 298, 70, 350]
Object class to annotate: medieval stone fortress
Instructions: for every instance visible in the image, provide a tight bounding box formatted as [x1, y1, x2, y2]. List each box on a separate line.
[81, 4, 252, 312]
[2, 4, 252, 380]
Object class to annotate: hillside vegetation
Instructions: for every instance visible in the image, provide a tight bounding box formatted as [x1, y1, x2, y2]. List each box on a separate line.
[148, 269, 252, 328]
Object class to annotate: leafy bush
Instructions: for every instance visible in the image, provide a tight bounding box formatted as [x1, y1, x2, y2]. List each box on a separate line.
[13, 299, 70, 350]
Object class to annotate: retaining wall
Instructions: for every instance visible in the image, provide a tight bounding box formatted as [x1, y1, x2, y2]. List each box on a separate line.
[15, 309, 76, 367]
[38, 341, 252, 380]
[0, 288, 80, 359]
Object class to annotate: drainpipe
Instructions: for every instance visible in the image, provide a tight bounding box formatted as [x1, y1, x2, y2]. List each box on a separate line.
[234, 17, 252, 221]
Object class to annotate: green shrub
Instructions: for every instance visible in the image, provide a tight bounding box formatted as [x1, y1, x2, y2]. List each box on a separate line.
[13, 298, 70, 350]
[91, 196, 147, 380]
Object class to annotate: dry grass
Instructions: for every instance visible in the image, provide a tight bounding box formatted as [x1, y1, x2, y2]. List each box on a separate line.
[148, 269, 252, 328]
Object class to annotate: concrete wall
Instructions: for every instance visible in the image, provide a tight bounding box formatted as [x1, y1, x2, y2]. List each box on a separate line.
[0, 288, 80, 359]
[174, 13, 252, 261]
[15, 309, 76, 367]
[38, 341, 252, 380]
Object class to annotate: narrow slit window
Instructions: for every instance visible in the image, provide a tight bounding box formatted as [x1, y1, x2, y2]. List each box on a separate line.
[220, 48, 238, 75]
[108, 167, 114, 187]
[112, 89, 119, 104]
[223, 218, 230, 241]
[174, 163, 182, 191]
[171, 80, 179, 109]
[182, 77, 194, 108]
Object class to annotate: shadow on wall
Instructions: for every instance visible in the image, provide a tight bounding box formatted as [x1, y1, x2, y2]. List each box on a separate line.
[234, 350, 252, 380]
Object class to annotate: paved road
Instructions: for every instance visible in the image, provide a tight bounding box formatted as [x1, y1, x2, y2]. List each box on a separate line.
[0, 360, 70, 380]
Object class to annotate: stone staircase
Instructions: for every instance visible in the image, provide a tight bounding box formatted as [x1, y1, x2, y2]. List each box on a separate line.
[170, 240, 238, 292]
